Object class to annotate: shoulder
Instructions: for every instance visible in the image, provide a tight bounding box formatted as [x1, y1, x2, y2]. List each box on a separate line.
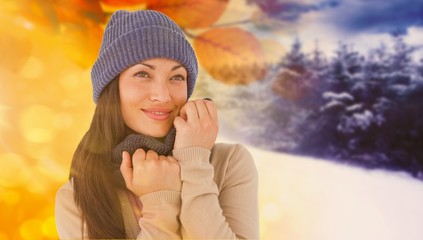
[57, 180, 73, 192]
[55, 180, 77, 213]
[210, 143, 255, 167]
[56, 180, 74, 200]
[55, 180, 86, 238]
[210, 143, 258, 189]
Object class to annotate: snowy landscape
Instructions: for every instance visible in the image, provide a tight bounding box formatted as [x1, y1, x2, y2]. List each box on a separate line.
[235, 140, 423, 240]
[198, 36, 423, 181]
[195, 2, 423, 237]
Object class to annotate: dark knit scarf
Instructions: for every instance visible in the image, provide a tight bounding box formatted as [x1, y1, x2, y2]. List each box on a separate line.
[111, 128, 176, 188]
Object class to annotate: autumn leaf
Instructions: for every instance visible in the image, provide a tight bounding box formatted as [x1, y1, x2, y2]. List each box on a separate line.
[101, 0, 149, 12]
[101, 0, 148, 7]
[52, 0, 106, 24]
[10, 1, 106, 68]
[146, 0, 228, 28]
[194, 27, 266, 84]
[16, 0, 106, 30]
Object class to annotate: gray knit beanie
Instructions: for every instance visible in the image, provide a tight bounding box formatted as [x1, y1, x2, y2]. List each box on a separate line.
[91, 10, 198, 103]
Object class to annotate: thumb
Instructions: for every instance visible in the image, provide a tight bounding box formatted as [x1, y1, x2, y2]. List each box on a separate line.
[120, 151, 133, 188]
[173, 116, 186, 130]
[179, 104, 188, 121]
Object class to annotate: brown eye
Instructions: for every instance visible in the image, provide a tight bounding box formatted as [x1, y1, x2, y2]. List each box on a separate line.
[134, 71, 150, 78]
[171, 74, 186, 81]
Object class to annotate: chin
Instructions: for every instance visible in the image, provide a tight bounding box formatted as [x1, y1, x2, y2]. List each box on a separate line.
[136, 126, 171, 138]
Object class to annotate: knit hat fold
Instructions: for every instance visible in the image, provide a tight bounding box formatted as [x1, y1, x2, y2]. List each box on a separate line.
[91, 10, 198, 103]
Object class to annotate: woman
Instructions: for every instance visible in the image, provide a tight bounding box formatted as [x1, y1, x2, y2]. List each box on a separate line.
[55, 10, 259, 239]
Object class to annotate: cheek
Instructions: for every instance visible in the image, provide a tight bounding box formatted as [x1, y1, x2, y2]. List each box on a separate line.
[168, 90, 186, 117]
[119, 83, 144, 122]
[120, 81, 145, 104]
[172, 87, 188, 107]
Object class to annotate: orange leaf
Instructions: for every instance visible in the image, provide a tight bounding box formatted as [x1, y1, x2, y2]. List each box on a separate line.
[194, 27, 267, 84]
[101, 0, 148, 7]
[17, 0, 106, 30]
[146, 0, 228, 28]
[52, 0, 106, 24]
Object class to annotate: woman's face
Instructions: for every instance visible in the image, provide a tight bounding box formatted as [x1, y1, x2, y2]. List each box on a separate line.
[119, 58, 188, 138]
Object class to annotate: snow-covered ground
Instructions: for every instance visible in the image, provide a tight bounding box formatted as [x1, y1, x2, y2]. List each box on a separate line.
[217, 136, 423, 240]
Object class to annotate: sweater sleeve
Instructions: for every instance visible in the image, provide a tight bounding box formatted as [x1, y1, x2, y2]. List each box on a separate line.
[136, 191, 182, 239]
[56, 181, 182, 239]
[173, 144, 259, 239]
[55, 181, 87, 239]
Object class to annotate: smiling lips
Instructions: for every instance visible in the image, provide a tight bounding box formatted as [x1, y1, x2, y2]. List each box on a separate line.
[142, 108, 173, 121]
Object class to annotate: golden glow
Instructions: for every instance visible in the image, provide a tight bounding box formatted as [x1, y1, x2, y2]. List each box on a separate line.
[19, 56, 45, 79]
[0, 104, 10, 129]
[0, 153, 30, 188]
[19, 219, 44, 240]
[41, 217, 57, 239]
[19, 105, 55, 143]
[0, 3, 284, 240]
[1, 190, 20, 205]
[0, 232, 8, 240]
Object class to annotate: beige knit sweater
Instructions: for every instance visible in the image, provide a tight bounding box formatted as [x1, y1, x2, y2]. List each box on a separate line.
[55, 143, 259, 239]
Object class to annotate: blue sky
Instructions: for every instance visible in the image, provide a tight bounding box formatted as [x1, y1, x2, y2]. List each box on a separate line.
[231, 0, 423, 58]
[321, 0, 423, 36]
[257, 0, 423, 36]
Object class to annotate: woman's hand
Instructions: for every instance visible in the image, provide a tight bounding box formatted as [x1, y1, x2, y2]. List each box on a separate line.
[120, 149, 181, 198]
[173, 99, 218, 150]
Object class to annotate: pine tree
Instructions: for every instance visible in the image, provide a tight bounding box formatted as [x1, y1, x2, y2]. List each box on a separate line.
[309, 39, 328, 72]
[273, 38, 319, 107]
[280, 37, 307, 73]
[328, 42, 364, 92]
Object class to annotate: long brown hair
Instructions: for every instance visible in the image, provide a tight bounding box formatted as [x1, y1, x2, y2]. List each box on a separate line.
[69, 77, 129, 238]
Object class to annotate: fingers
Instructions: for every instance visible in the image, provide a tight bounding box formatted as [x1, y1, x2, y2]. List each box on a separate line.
[204, 99, 218, 123]
[193, 99, 209, 121]
[120, 149, 180, 196]
[167, 156, 179, 163]
[181, 99, 217, 122]
[132, 148, 146, 168]
[193, 99, 218, 130]
[182, 101, 200, 124]
[145, 150, 158, 161]
[120, 151, 133, 187]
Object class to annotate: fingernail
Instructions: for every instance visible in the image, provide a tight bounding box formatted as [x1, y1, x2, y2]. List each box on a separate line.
[203, 97, 213, 101]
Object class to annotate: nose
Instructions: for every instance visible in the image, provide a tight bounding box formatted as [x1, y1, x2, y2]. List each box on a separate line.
[149, 80, 171, 103]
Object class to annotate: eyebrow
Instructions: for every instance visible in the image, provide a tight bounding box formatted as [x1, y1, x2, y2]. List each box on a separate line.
[140, 62, 155, 70]
[171, 65, 183, 71]
[139, 62, 183, 71]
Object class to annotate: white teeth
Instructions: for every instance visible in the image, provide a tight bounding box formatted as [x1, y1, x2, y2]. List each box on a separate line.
[152, 112, 165, 115]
